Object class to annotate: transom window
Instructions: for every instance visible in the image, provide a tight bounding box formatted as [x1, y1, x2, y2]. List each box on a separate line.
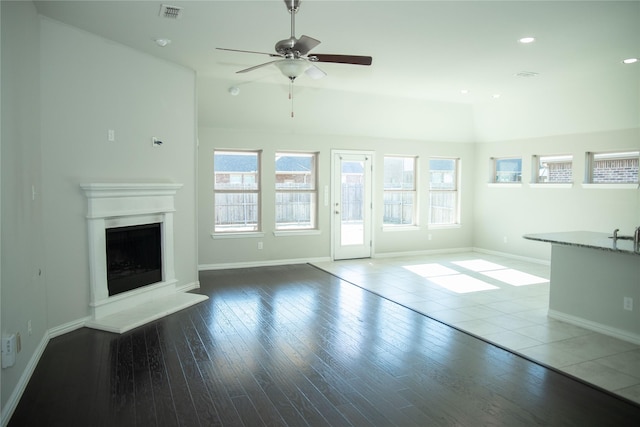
[213, 150, 261, 233]
[383, 156, 417, 226]
[492, 157, 522, 183]
[533, 154, 573, 183]
[275, 152, 318, 230]
[585, 151, 639, 183]
[429, 158, 459, 225]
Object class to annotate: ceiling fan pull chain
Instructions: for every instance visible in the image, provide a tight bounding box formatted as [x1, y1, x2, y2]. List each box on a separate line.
[289, 80, 295, 118]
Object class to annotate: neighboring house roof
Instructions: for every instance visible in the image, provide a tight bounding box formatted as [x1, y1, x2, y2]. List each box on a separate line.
[214, 153, 313, 173]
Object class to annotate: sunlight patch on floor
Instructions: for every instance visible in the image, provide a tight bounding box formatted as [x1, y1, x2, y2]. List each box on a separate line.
[403, 263, 458, 277]
[451, 259, 507, 272]
[481, 268, 549, 286]
[429, 274, 500, 294]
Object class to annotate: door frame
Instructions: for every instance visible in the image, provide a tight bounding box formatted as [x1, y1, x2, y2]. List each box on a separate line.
[330, 149, 375, 260]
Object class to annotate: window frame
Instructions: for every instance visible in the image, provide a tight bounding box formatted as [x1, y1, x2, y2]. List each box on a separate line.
[532, 154, 574, 184]
[491, 157, 522, 183]
[213, 149, 262, 234]
[274, 151, 319, 231]
[383, 155, 418, 227]
[428, 157, 460, 227]
[584, 150, 639, 184]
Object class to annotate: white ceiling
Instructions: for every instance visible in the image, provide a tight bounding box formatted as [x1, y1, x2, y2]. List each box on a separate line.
[34, 0, 640, 141]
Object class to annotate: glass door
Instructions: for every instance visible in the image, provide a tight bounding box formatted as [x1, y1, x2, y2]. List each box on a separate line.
[332, 152, 373, 260]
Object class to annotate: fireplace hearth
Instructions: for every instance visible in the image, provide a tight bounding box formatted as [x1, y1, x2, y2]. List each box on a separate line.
[81, 183, 207, 333]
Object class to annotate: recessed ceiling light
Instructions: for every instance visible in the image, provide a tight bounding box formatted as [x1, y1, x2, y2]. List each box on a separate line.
[518, 37, 536, 44]
[155, 38, 171, 47]
[622, 58, 638, 64]
[460, 89, 470, 95]
[515, 71, 539, 78]
[492, 94, 501, 99]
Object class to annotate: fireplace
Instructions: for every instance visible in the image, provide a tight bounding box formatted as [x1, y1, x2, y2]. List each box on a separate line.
[81, 183, 207, 333]
[106, 223, 162, 296]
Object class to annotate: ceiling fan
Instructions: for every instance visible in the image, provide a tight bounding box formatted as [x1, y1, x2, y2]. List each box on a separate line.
[217, 0, 372, 82]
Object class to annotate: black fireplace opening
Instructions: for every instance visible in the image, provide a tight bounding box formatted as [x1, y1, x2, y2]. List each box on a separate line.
[106, 223, 162, 297]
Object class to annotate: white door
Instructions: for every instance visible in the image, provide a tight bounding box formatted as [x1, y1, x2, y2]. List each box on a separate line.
[332, 151, 373, 260]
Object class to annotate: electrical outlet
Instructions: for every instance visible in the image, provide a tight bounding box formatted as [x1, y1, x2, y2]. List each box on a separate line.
[623, 297, 633, 311]
[428, 234, 432, 241]
[107, 129, 115, 142]
[257, 241, 263, 250]
[27, 320, 32, 336]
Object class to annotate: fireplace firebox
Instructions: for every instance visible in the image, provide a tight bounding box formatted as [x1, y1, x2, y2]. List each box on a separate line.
[106, 223, 162, 296]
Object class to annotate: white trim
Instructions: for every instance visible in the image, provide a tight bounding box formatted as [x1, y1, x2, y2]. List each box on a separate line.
[0, 317, 86, 427]
[176, 280, 200, 293]
[211, 231, 265, 239]
[549, 310, 640, 345]
[199, 256, 331, 271]
[273, 229, 321, 237]
[372, 247, 473, 259]
[581, 183, 639, 190]
[472, 247, 550, 265]
[487, 183, 523, 188]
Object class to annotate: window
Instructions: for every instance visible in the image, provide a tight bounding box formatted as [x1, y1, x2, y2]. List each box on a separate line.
[533, 154, 573, 183]
[275, 152, 317, 230]
[586, 151, 639, 183]
[213, 150, 261, 233]
[383, 156, 417, 226]
[492, 157, 522, 183]
[429, 158, 459, 225]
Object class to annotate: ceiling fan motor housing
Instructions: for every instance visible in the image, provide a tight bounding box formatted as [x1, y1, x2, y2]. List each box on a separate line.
[275, 37, 297, 55]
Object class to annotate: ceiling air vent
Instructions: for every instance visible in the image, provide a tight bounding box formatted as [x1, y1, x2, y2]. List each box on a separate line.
[159, 4, 183, 19]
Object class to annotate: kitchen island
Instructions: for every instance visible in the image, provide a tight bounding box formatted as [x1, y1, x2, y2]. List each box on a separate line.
[524, 231, 640, 344]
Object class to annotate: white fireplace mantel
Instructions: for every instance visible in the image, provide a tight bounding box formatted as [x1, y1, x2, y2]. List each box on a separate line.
[80, 182, 207, 333]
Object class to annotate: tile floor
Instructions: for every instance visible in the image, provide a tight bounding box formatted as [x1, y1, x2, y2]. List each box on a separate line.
[313, 251, 640, 405]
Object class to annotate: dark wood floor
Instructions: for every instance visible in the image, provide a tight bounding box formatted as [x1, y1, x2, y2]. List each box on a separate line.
[10, 264, 640, 426]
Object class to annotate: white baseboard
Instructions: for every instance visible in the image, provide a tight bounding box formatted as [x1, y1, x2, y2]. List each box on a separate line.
[177, 280, 200, 292]
[472, 247, 550, 266]
[1, 316, 88, 426]
[549, 309, 640, 345]
[373, 247, 473, 259]
[199, 256, 332, 271]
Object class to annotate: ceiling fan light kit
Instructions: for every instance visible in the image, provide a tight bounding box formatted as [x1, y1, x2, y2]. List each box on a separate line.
[217, 0, 372, 86]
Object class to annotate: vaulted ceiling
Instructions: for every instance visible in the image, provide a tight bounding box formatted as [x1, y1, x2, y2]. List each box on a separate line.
[34, 1, 640, 142]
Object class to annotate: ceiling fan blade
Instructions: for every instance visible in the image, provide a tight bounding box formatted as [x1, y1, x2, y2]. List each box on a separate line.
[236, 60, 281, 74]
[293, 35, 321, 55]
[217, 47, 281, 58]
[305, 64, 326, 80]
[309, 54, 372, 66]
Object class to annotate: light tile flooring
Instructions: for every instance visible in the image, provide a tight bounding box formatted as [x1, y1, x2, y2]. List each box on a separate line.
[313, 251, 640, 405]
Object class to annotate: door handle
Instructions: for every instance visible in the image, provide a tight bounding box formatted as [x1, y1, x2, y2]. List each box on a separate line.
[335, 211, 340, 214]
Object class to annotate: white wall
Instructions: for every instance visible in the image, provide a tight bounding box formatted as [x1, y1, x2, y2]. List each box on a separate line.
[198, 75, 477, 143]
[1, 0, 46, 415]
[38, 17, 199, 329]
[197, 126, 476, 268]
[473, 128, 640, 261]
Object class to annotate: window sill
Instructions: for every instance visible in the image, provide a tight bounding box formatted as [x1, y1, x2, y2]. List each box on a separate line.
[581, 183, 639, 190]
[428, 224, 461, 230]
[487, 183, 523, 188]
[382, 225, 421, 232]
[529, 183, 573, 189]
[211, 232, 265, 239]
[273, 229, 321, 237]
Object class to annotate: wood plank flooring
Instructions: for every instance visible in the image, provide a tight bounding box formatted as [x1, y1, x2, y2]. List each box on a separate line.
[9, 264, 640, 426]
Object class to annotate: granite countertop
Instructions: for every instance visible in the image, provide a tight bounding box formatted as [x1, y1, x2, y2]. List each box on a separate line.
[523, 231, 640, 255]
